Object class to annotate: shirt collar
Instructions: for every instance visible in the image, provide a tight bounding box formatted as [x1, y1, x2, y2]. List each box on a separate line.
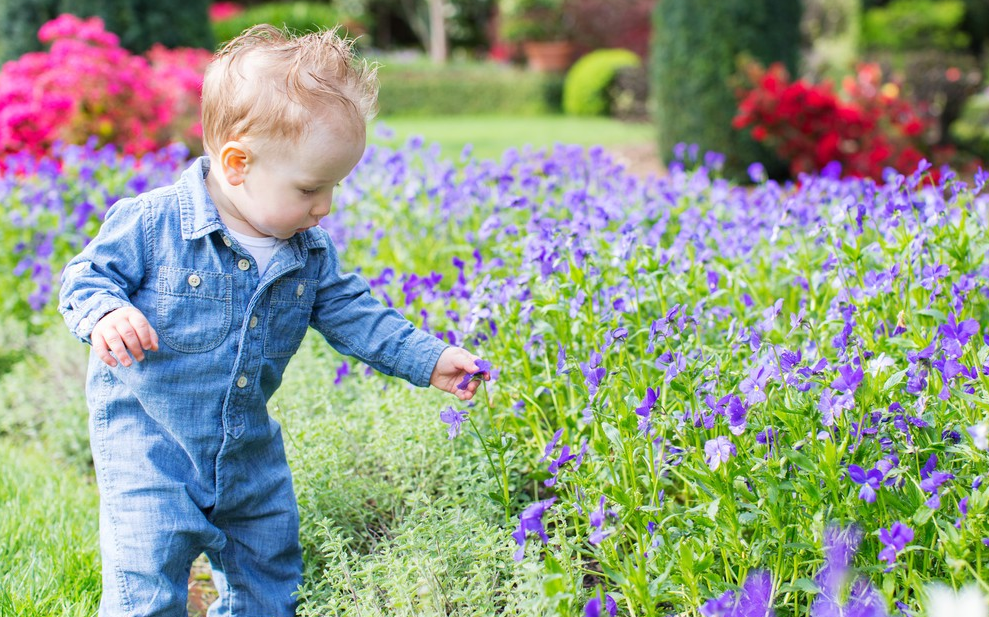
[177, 156, 327, 251]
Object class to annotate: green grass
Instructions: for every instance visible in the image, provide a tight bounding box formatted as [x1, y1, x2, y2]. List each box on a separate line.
[372, 114, 654, 161]
[0, 442, 101, 616]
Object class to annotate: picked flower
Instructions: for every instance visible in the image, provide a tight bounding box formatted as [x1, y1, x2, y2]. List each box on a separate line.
[455, 358, 492, 390]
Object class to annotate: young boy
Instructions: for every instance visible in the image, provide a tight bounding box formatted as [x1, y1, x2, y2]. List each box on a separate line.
[58, 25, 485, 616]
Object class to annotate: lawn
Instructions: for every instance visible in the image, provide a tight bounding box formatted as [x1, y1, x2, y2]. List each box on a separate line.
[371, 114, 654, 161]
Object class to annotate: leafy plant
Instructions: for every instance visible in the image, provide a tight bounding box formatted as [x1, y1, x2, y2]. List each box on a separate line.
[562, 48, 640, 117]
[497, 0, 572, 43]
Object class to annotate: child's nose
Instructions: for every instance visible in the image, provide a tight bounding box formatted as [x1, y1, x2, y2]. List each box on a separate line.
[310, 197, 332, 218]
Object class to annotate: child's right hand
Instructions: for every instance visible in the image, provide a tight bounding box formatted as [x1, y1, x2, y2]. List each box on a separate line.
[91, 307, 159, 367]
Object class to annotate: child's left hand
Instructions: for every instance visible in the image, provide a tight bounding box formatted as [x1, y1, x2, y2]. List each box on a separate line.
[430, 347, 489, 401]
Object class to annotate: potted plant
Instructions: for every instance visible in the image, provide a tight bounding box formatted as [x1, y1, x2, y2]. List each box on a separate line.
[498, 0, 575, 71]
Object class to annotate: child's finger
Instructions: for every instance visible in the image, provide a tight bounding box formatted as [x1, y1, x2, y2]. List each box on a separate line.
[128, 313, 158, 351]
[92, 332, 118, 367]
[118, 325, 146, 363]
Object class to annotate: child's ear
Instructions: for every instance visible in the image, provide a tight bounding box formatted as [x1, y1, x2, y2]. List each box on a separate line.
[219, 141, 250, 186]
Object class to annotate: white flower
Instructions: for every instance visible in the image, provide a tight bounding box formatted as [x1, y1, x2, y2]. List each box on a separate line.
[968, 423, 989, 451]
[925, 583, 988, 617]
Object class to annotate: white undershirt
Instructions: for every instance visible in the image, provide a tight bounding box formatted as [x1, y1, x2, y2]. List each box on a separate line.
[227, 229, 286, 277]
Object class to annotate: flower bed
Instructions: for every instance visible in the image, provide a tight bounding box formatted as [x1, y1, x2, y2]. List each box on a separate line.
[6, 137, 989, 614]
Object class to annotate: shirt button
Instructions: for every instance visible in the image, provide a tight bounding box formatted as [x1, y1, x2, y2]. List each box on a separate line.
[296, 283, 305, 297]
[238, 259, 251, 271]
[188, 274, 201, 287]
[222, 236, 232, 247]
[249, 315, 258, 329]
[236, 375, 248, 388]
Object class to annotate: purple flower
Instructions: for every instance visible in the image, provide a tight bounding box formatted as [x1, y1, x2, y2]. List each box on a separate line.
[920, 263, 949, 291]
[819, 388, 854, 426]
[455, 358, 492, 390]
[704, 436, 736, 471]
[540, 428, 565, 462]
[585, 591, 618, 617]
[334, 361, 350, 385]
[700, 591, 735, 617]
[588, 496, 617, 545]
[580, 350, 607, 396]
[831, 363, 864, 394]
[439, 407, 468, 439]
[557, 343, 570, 375]
[847, 464, 884, 503]
[939, 313, 980, 358]
[739, 365, 771, 404]
[877, 522, 913, 566]
[512, 497, 556, 561]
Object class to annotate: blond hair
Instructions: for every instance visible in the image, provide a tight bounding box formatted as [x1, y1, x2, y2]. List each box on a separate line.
[201, 24, 378, 156]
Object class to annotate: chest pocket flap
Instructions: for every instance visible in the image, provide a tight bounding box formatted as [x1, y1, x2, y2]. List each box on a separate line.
[264, 277, 317, 358]
[157, 266, 232, 353]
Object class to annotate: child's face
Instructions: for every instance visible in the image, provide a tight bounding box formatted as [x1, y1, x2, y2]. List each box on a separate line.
[221, 118, 365, 239]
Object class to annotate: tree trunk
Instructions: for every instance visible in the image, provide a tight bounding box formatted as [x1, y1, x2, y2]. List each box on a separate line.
[427, 0, 447, 64]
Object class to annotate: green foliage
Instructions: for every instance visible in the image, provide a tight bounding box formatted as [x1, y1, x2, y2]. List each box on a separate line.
[562, 48, 641, 117]
[376, 60, 560, 116]
[0, 0, 59, 64]
[497, 0, 570, 43]
[950, 86, 989, 161]
[651, 0, 800, 179]
[211, 2, 351, 47]
[0, 0, 213, 63]
[0, 442, 100, 616]
[861, 0, 969, 52]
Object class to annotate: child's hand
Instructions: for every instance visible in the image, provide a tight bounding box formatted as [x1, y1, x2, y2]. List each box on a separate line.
[430, 347, 489, 401]
[91, 307, 159, 368]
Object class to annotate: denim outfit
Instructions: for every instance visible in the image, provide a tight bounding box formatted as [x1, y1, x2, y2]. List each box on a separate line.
[59, 157, 448, 616]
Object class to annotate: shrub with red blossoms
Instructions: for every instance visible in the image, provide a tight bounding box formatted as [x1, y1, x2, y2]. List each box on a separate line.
[0, 14, 211, 160]
[733, 61, 934, 180]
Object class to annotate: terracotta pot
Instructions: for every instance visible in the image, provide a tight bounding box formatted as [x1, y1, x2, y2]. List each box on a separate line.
[522, 40, 574, 72]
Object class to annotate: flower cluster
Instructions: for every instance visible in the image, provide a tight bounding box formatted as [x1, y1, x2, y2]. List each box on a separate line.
[733, 61, 933, 180]
[0, 15, 210, 162]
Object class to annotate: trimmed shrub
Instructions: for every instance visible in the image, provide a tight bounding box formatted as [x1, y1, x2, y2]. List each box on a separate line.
[376, 61, 559, 116]
[651, 0, 801, 179]
[950, 86, 989, 162]
[211, 2, 352, 47]
[562, 48, 640, 116]
[861, 0, 969, 52]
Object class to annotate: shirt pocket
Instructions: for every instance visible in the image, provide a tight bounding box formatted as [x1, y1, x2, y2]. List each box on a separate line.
[264, 277, 317, 358]
[156, 266, 232, 353]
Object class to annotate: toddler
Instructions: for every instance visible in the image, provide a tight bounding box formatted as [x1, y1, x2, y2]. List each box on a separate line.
[58, 25, 485, 616]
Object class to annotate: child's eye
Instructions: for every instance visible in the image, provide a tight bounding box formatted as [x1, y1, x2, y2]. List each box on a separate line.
[300, 188, 318, 196]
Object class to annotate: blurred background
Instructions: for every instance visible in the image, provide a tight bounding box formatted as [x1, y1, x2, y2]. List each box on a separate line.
[2, 0, 989, 180]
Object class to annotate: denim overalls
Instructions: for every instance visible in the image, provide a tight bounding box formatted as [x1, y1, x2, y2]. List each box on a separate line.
[59, 157, 447, 616]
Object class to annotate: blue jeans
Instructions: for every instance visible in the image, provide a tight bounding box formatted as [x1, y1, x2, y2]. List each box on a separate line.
[90, 355, 302, 617]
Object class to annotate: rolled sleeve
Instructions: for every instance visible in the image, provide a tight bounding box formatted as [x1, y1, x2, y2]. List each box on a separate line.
[58, 198, 147, 344]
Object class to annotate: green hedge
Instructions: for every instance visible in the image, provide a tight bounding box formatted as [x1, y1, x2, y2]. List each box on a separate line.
[376, 61, 561, 117]
[861, 0, 969, 52]
[562, 48, 641, 117]
[651, 0, 801, 180]
[211, 2, 351, 47]
[0, 0, 212, 63]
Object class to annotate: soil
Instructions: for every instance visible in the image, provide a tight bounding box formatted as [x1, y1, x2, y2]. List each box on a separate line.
[187, 555, 218, 616]
[605, 141, 667, 178]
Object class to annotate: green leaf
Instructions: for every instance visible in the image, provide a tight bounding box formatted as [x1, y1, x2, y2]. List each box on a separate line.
[602, 422, 623, 451]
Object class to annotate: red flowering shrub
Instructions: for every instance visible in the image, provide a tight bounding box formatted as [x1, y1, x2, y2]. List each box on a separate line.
[209, 2, 245, 22]
[733, 61, 933, 180]
[0, 14, 211, 160]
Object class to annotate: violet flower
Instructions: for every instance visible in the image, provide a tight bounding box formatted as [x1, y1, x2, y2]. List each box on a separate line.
[512, 497, 556, 561]
[439, 407, 468, 440]
[847, 464, 884, 503]
[877, 522, 913, 566]
[704, 436, 736, 471]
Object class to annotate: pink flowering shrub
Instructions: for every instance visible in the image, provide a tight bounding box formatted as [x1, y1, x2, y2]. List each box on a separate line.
[0, 14, 211, 160]
[146, 44, 213, 148]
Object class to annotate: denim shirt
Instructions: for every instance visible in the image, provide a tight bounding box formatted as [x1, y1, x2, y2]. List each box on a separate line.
[59, 157, 448, 438]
